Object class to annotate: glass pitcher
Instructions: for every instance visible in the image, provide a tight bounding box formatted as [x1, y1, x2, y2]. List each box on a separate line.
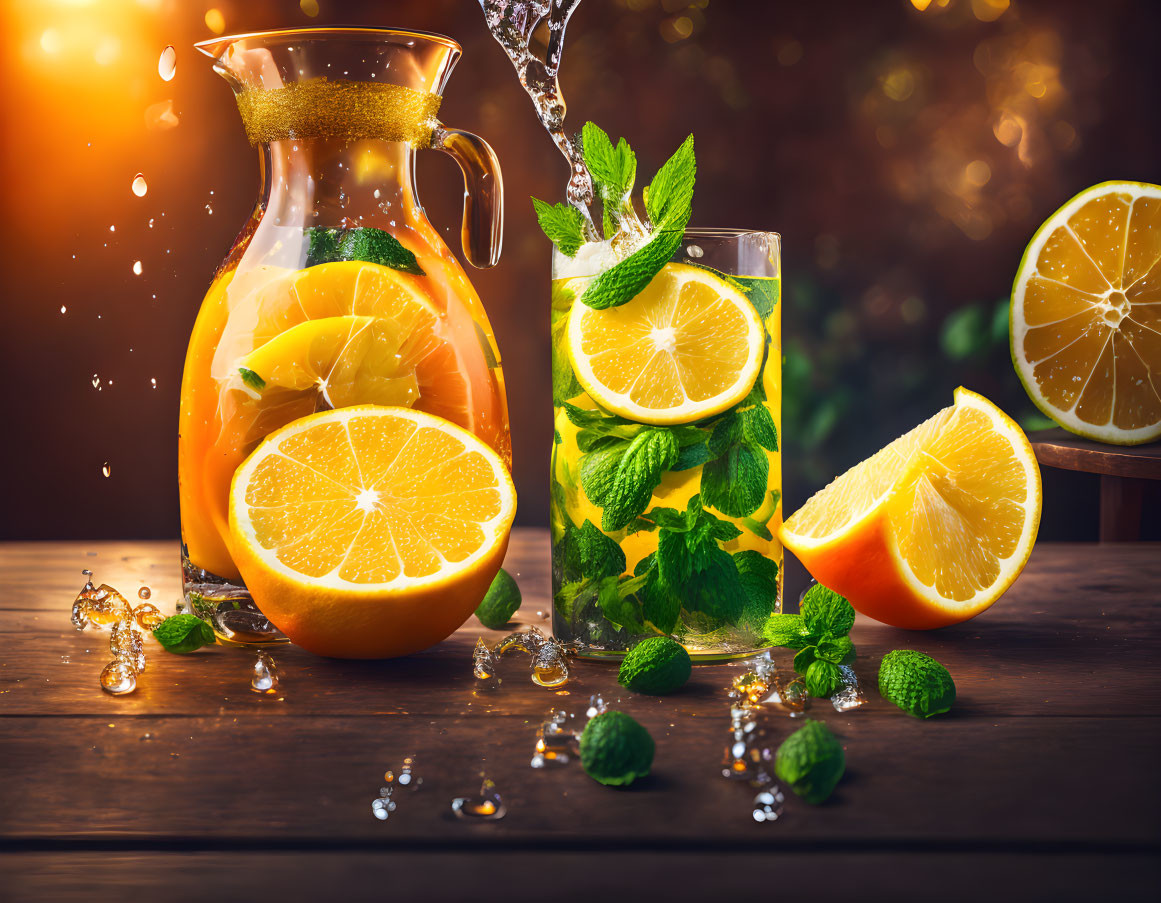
[181, 28, 510, 644]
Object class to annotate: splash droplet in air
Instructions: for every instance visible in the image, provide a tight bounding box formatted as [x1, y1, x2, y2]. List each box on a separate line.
[132, 261, 143, 276]
[300, 0, 320, 16]
[91, 374, 100, 388]
[102, 463, 111, 478]
[131, 174, 148, 197]
[158, 45, 176, 82]
[60, 306, 67, 315]
[145, 100, 180, 131]
[204, 9, 226, 34]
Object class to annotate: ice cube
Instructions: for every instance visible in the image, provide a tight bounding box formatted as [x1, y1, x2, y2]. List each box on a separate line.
[110, 623, 146, 673]
[752, 786, 786, 823]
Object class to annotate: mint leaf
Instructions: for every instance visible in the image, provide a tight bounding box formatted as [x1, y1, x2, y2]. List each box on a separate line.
[731, 274, 780, 321]
[644, 133, 696, 231]
[684, 546, 745, 622]
[762, 613, 815, 649]
[306, 226, 341, 264]
[597, 573, 648, 633]
[554, 579, 594, 623]
[580, 440, 624, 507]
[672, 441, 709, 471]
[634, 556, 682, 635]
[575, 520, 626, 579]
[804, 659, 844, 698]
[734, 550, 781, 628]
[581, 122, 637, 237]
[532, 197, 586, 257]
[579, 134, 695, 311]
[152, 614, 216, 654]
[801, 584, 856, 637]
[817, 635, 855, 665]
[741, 404, 779, 452]
[793, 645, 818, 675]
[600, 429, 679, 531]
[550, 298, 584, 405]
[701, 438, 768, 518]
[337, 228, 424, 275]
[238, 368, 266, 391]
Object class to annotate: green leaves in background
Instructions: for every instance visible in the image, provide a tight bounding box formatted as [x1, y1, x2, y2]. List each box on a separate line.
[940, 298, 1009, 362]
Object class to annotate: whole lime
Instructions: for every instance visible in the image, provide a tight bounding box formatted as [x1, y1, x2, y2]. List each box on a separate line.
[579, 710, 654, 787]
[474, 568, 521, 629]
[618, 637, 691, 695]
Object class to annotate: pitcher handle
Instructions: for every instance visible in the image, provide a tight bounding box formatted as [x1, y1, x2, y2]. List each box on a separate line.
[431, 126, 504, 269]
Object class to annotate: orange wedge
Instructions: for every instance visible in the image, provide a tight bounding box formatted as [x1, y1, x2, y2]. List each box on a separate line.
[228, 405, 516, 658]
[1011, 181, 1161, 444]
[779, 388, 1041, 629]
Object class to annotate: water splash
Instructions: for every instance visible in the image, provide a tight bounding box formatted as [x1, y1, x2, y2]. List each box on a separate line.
[478, 0, 595, 228]
[131, 174, 148, 197]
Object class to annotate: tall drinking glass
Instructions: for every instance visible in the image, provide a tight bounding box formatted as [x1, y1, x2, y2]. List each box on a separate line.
[550, 229, 782, 659]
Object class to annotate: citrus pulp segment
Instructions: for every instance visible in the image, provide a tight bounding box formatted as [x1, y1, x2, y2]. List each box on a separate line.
[228, 405, 516, 658]
[567, 263, 764, 425]
[1011, 181, 1161, 444]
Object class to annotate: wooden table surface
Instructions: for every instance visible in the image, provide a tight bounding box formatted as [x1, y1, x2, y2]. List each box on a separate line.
[1, 530, 1159, 901]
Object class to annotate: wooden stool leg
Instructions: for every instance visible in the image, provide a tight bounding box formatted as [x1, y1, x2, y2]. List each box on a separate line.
[1099, 475, 1145, 542]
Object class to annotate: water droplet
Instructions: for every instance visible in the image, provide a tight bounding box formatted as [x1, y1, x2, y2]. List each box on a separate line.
[301, 0, 320, 17]
[752, 786, 786, 822]
[158, 45, 176, 82]
[131, 174, 148, 197]
[150, 378, 157, 389]
[472, 637, 501, 687]
[132, 260, 143, 276]
[60, 305, 67, 315]
[531, 643, 569, 687]
[451, 777, 506, 820]
[99, 660, 137, 695]
[585, 694, 607, 719]
[91, 374, 100, 388]
[250, 652, 278, 694]
[686, 244, 704, 258]
[205, 204, 213, 215]
[101, 463, 111, 478]
[371, 796, 397, 820]
[132, 602, 165, 630]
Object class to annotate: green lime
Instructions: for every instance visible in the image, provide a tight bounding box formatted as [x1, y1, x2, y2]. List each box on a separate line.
[474, 568, 522, 630]
[579, 710, 654, 787]
[618, 637, 691, 695]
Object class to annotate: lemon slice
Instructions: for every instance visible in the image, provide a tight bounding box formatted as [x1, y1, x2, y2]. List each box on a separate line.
[567, 263, 764, 424]
[779, 388, 1041, 629]
[1011, 180, 1161, 445]
[238, 315, 422, 409]
[228, 405, 517, 658]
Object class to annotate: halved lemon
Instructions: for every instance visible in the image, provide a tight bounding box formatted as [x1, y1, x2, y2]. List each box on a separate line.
[779, 388, 1041, 629]
[1011, 181, 1161, 444]
[228, 405, 516, 658]
[567, 263, 764, 424]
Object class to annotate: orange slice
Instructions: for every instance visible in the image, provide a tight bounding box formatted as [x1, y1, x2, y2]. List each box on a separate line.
[779, 388, 1041, 629]
[566, 263, 764, 424]
[1011, 181, 1161, 444]
[228, 405, 516, 658]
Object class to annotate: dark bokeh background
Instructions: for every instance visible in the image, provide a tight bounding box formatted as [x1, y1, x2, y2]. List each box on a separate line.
[2, 0, 1159, 541]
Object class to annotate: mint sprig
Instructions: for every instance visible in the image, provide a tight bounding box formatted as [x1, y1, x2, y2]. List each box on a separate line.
[579, 133, 695, 311]
[152, 613, 216, 654]
[581, 122, 638, 237]
[762, 583, 857, 698]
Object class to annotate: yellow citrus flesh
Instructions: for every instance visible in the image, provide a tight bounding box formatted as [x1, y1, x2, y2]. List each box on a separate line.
[567, 263, 764, 424]
[1012, 181, 1161, 444]
[779, 388, 1041, 629]
[228, 405, 516, 658]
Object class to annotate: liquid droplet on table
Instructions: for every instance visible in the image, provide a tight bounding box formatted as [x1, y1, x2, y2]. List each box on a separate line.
[472, 637, 501, 688]
[137, 587, 151, 600]
[111, 622, 146, 673]
[131, 174, 148, 197]
[451, 777, 506, 821]
[752, 786, 786, 823]
[531, 643, 569, 687]
[100, 660, 137, 695]
[158, 45, 176, 82]
[585, 694, 607, 719]
[132, 602, 165, 630]
[250, 652, 278, 694]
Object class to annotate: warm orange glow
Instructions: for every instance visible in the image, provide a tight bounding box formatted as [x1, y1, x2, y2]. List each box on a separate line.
[204, 9, 226, 35]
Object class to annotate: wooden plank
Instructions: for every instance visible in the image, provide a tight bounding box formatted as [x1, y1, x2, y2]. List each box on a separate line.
[1, 851, 1158, 903]
[1030, 428, 1161, 480]
[1, 540, 1158, 718]
[2, 601, 1158, 718]
[0, 714, 1157, 847]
